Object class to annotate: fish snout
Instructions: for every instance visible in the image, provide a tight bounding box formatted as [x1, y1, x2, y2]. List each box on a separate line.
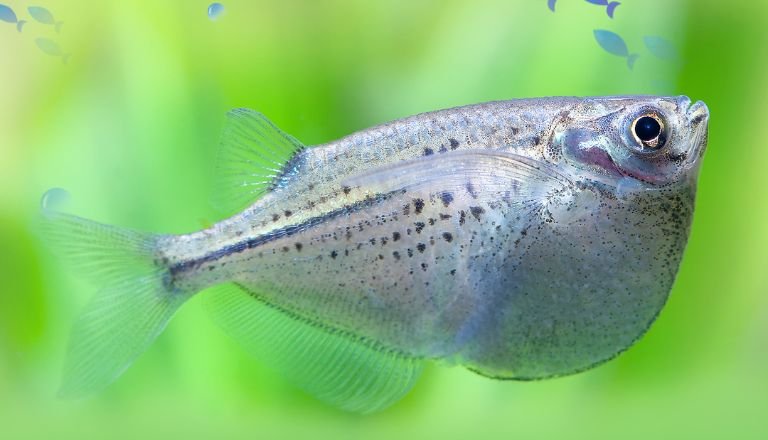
[685, 100, 710, 169]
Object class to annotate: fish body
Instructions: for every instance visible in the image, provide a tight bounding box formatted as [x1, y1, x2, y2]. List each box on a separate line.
[43, 95, 709, 411]
[586, 0, 621, 18]
[0, 4, 26, 31]
[594, 29, 638, 69]
[28, 6, 63, 32]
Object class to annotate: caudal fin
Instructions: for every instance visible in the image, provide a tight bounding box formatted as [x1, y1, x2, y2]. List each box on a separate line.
[40, 208, 188, 398]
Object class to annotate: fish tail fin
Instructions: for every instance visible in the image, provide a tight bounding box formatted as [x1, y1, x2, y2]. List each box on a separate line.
[606, 2, 620, 18]
[39, 206, 189, 398]
[55, 21, 63, 33]
[627, 53, 639, 70]
[16, 20, 26, 32]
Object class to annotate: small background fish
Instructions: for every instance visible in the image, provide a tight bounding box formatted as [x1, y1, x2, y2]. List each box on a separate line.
[35, 37, 69, 63]
[28, 6, 63, 33]
[594, 29, 638, 69]
[2, 0, 768, 437]
[0, 3, 26, 31]
[585, 0, 620, 18]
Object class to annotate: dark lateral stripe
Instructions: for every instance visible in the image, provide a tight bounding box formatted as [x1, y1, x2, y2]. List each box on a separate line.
[169, 192, 395, 277]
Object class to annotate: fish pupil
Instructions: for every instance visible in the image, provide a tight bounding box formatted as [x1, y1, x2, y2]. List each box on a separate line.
[635, 116, 661, 142]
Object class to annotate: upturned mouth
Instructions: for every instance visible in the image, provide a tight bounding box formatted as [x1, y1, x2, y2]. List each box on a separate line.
[686, 100, 709, 166]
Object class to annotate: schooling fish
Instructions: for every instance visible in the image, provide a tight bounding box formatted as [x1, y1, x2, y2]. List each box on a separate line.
[0, 4, 26, 31]
[594, 29, 639, 69]
[28, 6, 63, 33]
[586, 0, 621, 18]
[42, 96, 709, 413]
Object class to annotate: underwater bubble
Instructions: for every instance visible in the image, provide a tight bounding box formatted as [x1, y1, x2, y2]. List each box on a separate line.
[41, 187, 71, 214]
[208, 3, 224, 20]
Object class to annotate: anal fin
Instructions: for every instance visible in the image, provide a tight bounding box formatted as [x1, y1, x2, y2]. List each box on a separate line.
[205, 285, 424, 413]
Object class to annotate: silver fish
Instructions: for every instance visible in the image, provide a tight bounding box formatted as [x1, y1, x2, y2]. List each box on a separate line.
[42, 95, 709, 412]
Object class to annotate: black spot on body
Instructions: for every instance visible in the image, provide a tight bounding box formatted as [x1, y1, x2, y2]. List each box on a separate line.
[282, 246, 290, 252]
[403, 204, 411, 215]
[342, 186, 351, 195]
[407, 249, 414, 257]
[393, 251, 401, 260]
[466, 182, 478, 198]
[413, 198, 425, 214]
[272, 214, 280, 222]
[440, 192, 454, 207]
[459, 210, 466, 225]
[330, 250, 338, 259]
[450, 269, 456, 276]
[470, 206, 485, 221]
[392, 231, 401, 241]
[440, 213, 452, 220]
[414, 222, 425, 233]
[442, 232, 453, 242]
[421, 263, 428, 272]
[438, 144, 448, 153]
[417, 243, 426, 253]
[449, 138, 459, 149]
[424, 147, 434, 156]
[294, 243, 303, 251]
[284, 210, 293, 217]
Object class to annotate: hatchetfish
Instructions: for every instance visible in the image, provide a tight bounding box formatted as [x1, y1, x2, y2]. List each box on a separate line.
[41, 95, 709, 413]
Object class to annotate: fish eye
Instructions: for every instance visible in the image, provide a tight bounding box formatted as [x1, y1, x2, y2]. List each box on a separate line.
[631, 113, 666, 150]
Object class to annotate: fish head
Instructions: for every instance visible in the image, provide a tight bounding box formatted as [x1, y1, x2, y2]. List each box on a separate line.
[557, 96, 709, 188]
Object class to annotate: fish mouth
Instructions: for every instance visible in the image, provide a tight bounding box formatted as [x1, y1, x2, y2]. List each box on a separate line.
[685, 99, 710, 168]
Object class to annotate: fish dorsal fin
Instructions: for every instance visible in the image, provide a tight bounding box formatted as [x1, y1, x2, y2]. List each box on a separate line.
[212, 108, 305, 215]
[205, 284, 424, 413]
[342, 150, 571, 202]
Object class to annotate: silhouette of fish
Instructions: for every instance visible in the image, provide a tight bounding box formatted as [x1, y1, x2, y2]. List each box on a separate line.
[548, 0, 557, 12]
[643, 36, 680, 61]
[28, 6, 63, 33]
[0, 4, 26, 31]
[594, 29, 638, 69]
[585, 0, 620, 18]
[41, 96, 709, 413]
[35, 37, 69, 63]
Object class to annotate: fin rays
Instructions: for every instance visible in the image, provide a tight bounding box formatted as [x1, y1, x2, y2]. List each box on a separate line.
[212, 109, 304, 215]
[205, 284, 424, 413]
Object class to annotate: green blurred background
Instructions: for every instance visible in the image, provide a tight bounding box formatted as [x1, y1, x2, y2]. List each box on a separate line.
[1, 0, 767, 438]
